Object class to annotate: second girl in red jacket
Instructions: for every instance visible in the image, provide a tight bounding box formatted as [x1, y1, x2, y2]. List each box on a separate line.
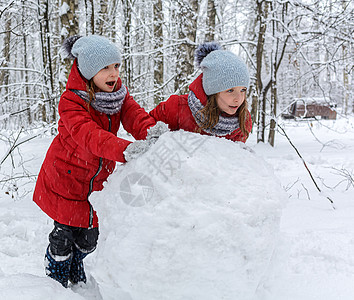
[150, 42, 252, 143]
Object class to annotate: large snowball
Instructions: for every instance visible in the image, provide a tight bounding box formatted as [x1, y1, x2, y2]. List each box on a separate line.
[91, 131, 285, 300]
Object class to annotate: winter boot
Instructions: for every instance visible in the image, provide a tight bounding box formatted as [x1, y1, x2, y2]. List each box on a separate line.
[44, 246, 72, 288]
[68, 246, 89, 284]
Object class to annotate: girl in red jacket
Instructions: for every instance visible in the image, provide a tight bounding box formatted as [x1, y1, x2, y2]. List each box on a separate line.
[150, 42, 252, 143]
[33, 35, 156, 287]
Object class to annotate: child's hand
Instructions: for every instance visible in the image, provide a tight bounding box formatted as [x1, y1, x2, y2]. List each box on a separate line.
[124, 122, 169, 162]
[146, 121, 169, 141]
[124, 139, 153, 162]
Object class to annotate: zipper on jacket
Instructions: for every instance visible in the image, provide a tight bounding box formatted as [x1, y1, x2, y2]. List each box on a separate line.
[87, 115, 112, 228]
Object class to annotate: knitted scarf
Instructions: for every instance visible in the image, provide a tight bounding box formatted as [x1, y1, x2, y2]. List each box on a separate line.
[71, 84, 127, 115]
[187, 91, 240, 136]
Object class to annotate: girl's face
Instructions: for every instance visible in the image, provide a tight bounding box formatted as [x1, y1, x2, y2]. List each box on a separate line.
[216, 86, 247, 115]
[93, 63, 120, 92]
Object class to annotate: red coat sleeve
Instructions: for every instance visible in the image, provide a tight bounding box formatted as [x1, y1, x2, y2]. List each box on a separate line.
[58, 93, 131, 163]
[120, 92, 156, 140]
[149, 95, 180, 131]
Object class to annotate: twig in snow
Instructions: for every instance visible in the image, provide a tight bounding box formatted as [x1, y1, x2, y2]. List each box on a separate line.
[320, 167, 354, 191]
[307, 120, 344, 152]
[0, 127, 23, 167]
[277, 124, 335, 209]
[331, 167, 354, 190]
[301, 183, 311, 201]
[0, 174, 37, 183]
[0, 128, 43, 166]
[284, 178, 300, 192]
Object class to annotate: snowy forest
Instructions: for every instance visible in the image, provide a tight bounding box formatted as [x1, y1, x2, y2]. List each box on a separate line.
[0, 0, 353, 144]
[1, 1, 354, 299]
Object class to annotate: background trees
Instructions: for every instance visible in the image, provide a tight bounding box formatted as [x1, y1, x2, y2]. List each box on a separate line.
[0, 0, 353, 145]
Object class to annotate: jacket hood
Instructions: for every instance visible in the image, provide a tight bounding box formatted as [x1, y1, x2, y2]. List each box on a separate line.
[189, 74, 208, 106]
[66, 59, 122, 92]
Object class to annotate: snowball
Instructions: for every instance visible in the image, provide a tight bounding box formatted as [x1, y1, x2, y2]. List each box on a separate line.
[91, 131, 286, 300]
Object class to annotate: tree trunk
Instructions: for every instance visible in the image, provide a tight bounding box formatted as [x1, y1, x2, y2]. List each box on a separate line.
[174, 0, 199, 94]
[22, 2, 31, 125]
[153, 0, 164, 104]
[342, 0, 349, 114]
[268, 69, 277, 146]
[83, 0, 95, 35]
[0, 12, 11, 97]
[60, 0, 79, 84]
[110, 0, 118, 41]
[97, 0, 108, 35]
[122, 0, 132, 90]
[268, 2, 289, 146]
[206, 0, 216, 42]
[43, 0, 56, 124]
[255, 0, 269, 143]
[246, 1, 259, 130]
[268, 1, 277, 147]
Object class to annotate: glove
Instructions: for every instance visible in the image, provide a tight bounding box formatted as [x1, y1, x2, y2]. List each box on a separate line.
[124, 140, 153, 162]
[146, 121, 169, 141]
[124, 122, 170, 162]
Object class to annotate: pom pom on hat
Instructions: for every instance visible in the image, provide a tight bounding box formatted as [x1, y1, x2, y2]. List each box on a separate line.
[61, 35, 122, 80]
[195, 42, 222, 67]
[195, 42, 250, 95]
[62, 35, 82, 59]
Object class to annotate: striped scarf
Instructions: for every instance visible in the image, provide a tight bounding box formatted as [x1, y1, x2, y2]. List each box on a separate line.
[71, 84, 127, 115]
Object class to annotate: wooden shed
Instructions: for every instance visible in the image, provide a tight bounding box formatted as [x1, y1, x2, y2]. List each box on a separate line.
[282, 98, 337, 120]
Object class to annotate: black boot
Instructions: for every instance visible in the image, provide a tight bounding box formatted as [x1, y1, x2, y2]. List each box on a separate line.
[69, 246, 89, 284]
[44, 246, 72, 288]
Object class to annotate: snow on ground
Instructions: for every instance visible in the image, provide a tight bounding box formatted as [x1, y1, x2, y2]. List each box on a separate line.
[0, 116, 354, 299]
[252, 118, 354, 300]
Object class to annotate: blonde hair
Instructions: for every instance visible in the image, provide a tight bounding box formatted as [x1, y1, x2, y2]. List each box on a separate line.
[196, 93, 250, 138]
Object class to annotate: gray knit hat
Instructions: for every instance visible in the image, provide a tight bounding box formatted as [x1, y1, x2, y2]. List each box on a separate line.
[195, 42, 249, 95]
[62, 35, 122, 80]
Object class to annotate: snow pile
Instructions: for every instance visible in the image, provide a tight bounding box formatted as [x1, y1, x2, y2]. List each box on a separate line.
[0, 274, 93, 300]
[91, 130, 286, 300]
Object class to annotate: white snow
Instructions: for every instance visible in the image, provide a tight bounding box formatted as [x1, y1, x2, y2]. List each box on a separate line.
[59, 2, 70, 17]
[1, 117, 354, 299]
[91, 131, 285, 300]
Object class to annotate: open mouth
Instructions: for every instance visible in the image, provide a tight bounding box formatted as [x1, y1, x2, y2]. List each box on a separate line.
[106, 81, 116, 88]
[229, 105, 238, 109]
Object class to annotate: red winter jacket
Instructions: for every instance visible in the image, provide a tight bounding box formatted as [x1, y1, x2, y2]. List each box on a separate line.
[150, 74, 252, 143]
[33, 60, 155, 228]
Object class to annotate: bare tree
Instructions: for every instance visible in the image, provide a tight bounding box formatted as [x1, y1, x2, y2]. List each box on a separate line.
[121, 0, 133, 90]
[205, 0, 216, 42]
[268, 1, 291, 146]
[153, 0, 164, 104]
[97, 0, 108, 34]
[0, 8, 11, 97]
[254, 0, 269, 143]
[60, 0, 79, 84]
[0, 0, 352, 142]
[37, 0, 56, 123]
[174, 0, 199, 94]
